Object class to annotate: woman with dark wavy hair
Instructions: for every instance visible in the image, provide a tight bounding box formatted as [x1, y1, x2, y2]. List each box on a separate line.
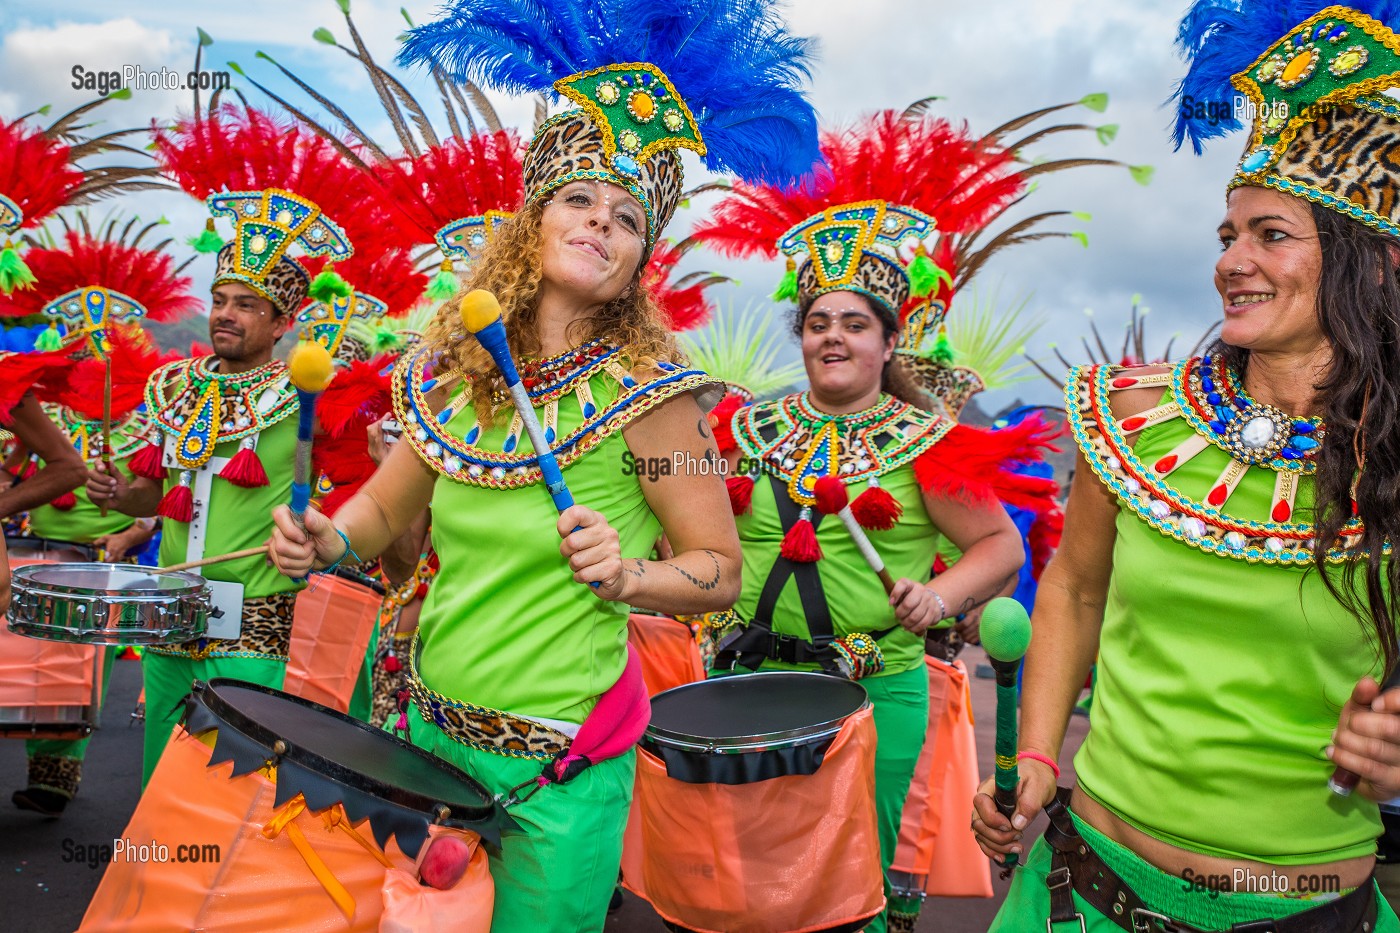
[973, 2, 1400, 930]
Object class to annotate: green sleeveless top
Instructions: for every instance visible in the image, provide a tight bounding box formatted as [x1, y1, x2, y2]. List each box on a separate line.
[1069, 360, 1384, 863]
[27, 405, 145, 544]
[730, 392, 957, 676]
[392, 340, 715, 723]
[146, 357, 301, 598]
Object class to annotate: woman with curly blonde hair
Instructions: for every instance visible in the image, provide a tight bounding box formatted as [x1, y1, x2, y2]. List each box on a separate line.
[266, 0, 823, 922]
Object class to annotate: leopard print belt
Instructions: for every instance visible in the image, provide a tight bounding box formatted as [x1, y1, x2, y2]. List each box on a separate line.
[407, 637, 572, 760]
[146, 590, 299, 661]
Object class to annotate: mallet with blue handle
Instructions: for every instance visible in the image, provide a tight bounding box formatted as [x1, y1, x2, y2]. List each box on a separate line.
[458, 289, 597, 588]
[980, 596, 1033, 872]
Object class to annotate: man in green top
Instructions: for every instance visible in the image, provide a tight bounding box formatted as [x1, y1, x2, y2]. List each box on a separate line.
[88, 190, 350, 784]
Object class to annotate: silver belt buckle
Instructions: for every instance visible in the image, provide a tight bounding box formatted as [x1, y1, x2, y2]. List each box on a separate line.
[1131, 908, 1183, 932]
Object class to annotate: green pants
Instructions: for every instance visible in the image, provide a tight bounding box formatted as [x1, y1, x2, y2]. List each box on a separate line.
[406, 702, 634, 933]
[140, 651, 286, 787]
[862, 664, 930, 933]
[24, 646, 119, 798]
[992, 811, 1400, 931]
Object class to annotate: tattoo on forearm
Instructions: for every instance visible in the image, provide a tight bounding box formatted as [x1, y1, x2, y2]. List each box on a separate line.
[958, 571, 1019, 614]
[666, 548, 721, 591]
[697, 417, 712, 439]
[624, 559, 646, 579]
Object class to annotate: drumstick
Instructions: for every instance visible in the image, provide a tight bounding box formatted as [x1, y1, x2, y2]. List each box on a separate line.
[99, 355, 113, 517]
[981, 597, 1032, 872]
[459, 290, 598, 588]
[286, 341, 335, 530]
[812, 476, 895, 595]
[158, 545, 268, 573]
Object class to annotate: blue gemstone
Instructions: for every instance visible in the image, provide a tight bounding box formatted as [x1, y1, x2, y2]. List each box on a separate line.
[1207, 392, 1222, 405]
[1202, 377, 1215, 392]
[1215, 406, 1233, 420]
[437, 408, 454, 425]
[1293, 422, 1316, 434]
[583, 402, 597, 418]
[1280, 449, 1300, 459]
[1240, 148, 1272, 173]
[503, 434, 517, 453]
[464, 425, 480, 444]
[1291, 435, 1319, 450]
[1210, 420, 1228, 434]
[622, 376, 637, 388]
[421, 377, 438, 392]
[657, 361, 675, 372]
[545, 426, 556, 444]
[612, 154, 640, 177]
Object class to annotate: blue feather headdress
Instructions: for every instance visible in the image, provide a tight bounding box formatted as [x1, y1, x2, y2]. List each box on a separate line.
[1170, 1, 1400, 238]
[398, 0, 822, 247]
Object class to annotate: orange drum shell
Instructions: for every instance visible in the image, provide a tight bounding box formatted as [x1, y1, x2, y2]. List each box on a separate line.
[621, 703, 885, 933]
[1, 556, 101, 740]
[626, 614, 705, 699]
[79, 726, 494, 933]
[283, 575, 381, 713]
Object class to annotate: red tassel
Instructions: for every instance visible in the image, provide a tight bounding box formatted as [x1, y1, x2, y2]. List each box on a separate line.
[780, 511, 822, 562]
[850, 484, 903, 531]
[218, 444, 269, 488]
[157, 482, 194, 522]
[708, 392, 747, 455]
[726, 474, 755, 515]
[129, 442, 167, 481]
[19, 457, 37, 481]
[384, 654, 402, 673]
[50, 491, 77, 510]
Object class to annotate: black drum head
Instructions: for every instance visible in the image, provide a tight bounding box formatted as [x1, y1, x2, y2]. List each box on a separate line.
[182, 679, 517, 856]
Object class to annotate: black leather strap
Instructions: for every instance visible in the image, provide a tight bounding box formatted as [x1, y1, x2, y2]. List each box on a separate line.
[753, 472, 833, 641]
[1041, 789, 1379, 933]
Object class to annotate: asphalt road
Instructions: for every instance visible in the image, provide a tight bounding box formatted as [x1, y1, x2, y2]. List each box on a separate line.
[0, 649, 1090, 932]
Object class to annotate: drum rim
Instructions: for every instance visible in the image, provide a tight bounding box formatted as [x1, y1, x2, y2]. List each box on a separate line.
[10, 562, 209, 597]
[187, 679, 514, 853]
[328, 566, 387, 597]
[643, 670, 869, 753]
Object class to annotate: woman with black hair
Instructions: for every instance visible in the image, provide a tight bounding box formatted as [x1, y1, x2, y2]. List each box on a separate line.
[973, 3, 1400, 930]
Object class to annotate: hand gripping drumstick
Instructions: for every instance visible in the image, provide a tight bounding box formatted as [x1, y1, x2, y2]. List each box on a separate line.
[286, 340, 335, 529]
[812, 476, 895, 595]
[1330, 666, 1400, 796]
[459, 290, 598, 588]
[981, 597, 1032, 871]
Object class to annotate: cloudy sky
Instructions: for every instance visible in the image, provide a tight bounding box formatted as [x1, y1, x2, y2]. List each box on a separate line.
[0, 0, 1244, 409]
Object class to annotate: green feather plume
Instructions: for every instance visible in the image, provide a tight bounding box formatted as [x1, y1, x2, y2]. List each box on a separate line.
[309, 268, 353, 303]
[0, 243, 36, 294]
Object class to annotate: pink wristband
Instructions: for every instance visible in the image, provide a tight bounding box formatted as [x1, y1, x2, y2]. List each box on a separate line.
[1017, 750, 1060, 779]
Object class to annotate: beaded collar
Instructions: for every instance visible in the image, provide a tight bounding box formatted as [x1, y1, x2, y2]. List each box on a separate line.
[1068, 360, 1366, 565]
[392, 343, 715, 488]
[1175, 353, 1324, 472]
[145, 356, 298, 469]
[733, 392, 953, 506]
[45, 404, 151, 463]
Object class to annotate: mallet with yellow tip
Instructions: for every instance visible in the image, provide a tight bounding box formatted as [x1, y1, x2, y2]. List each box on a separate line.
[460, 289, 577, 512]
[286, 339, 336, 529]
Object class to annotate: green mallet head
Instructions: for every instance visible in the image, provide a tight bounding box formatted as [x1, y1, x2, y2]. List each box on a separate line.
[980, 597, 1031, 664]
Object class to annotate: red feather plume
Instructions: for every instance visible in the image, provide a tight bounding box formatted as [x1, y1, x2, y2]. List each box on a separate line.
[691, 111, 1024, 261]
[642, 240, 723, 332]
[316, 358, 393, 438]
[0, 119, 84, 231]
[62, 325, 182, 420]
[0, 343, 81, 421]
[367, 131, 525, 246]
[300, 249, 426, 319]
[153, 105, 375, 243]
[706, 392, 747, 455]
[913, 414, 1061, 509]
[0, 230, 200, 321]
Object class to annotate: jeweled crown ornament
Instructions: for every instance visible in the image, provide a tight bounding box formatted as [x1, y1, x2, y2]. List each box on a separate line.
[776, 201, 938, 315]
[397, 0, 822, 254]
[436, 210, 514, 264]
[209, 188, 353, 315]
[1174, 2, 1400, 237]
[41, 287, 147, 359]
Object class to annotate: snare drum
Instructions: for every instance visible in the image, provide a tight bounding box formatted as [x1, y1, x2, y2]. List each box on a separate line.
[80, 679, 513, 933]
[7, 563, 210, 645]
[620, 672, 885, 933]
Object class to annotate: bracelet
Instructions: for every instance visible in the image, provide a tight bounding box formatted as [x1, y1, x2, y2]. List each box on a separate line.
[316, 528, 361, 574]
[928, 587, 948, 622]
[1017, 750, 1060, 779]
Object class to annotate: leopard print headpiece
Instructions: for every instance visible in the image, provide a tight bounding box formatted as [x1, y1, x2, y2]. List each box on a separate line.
[779, 201, 937, 317]
[214, 245, 310, 317]
[1226, 7, 1400, 237]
